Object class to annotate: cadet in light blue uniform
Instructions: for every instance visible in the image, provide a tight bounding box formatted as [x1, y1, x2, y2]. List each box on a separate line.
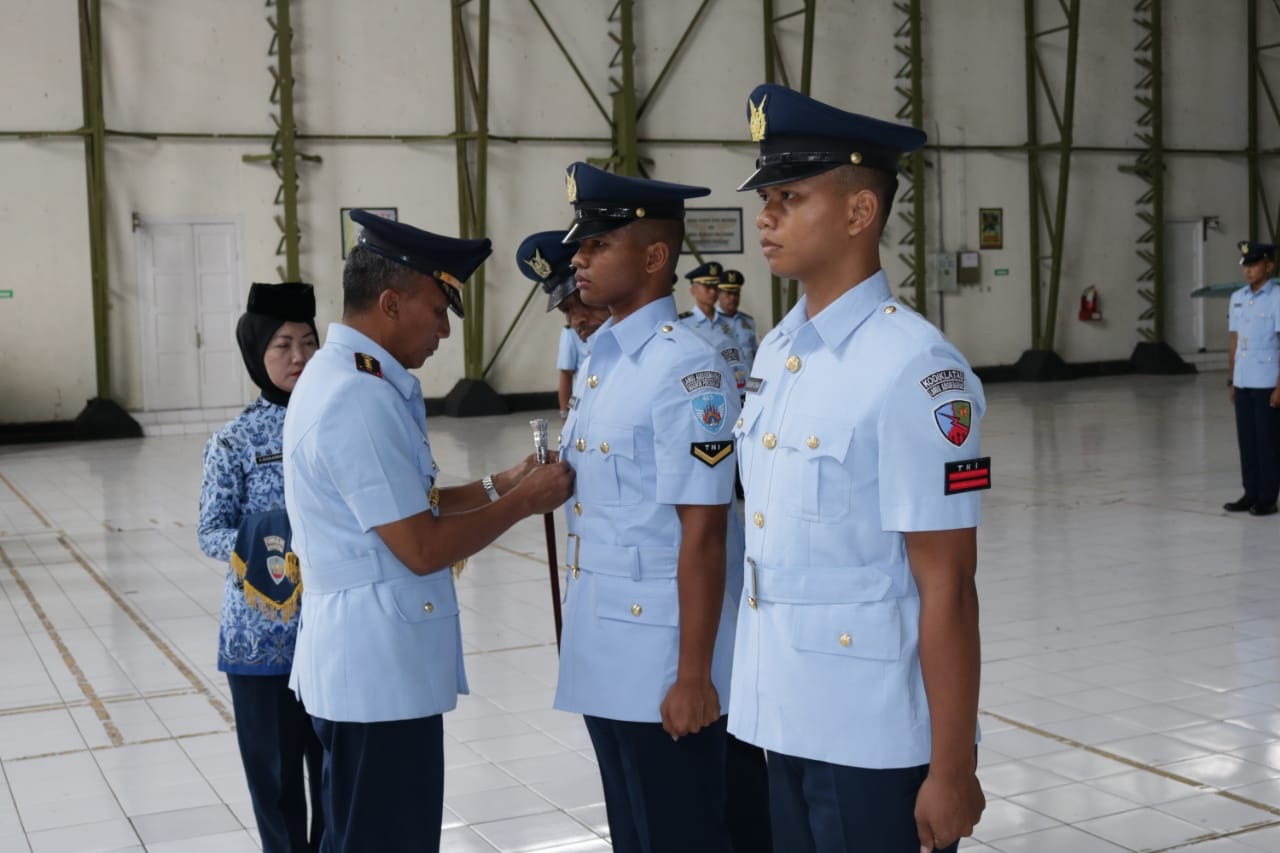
[283, 210, 574, 853]
[199, 281, 323, 853]
[729, 84, 988, 853]
[554, 162, 742, 853]
[716, 270, 759, 366]
[1224, 240, 1280, 516]
[680, 262, 749, 400]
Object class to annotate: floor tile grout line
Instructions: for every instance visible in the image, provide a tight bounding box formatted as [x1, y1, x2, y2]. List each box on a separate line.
[0, 688, 203, 719]
[6, 728, 232, 763]
[0, 543, 123, 747]
[0, 471, 51, 529]
[1147, 818, 1280, 852]
[51, 533, 235, 727]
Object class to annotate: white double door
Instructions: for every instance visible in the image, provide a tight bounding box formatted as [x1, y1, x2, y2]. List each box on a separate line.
[136, 220, 245, 411]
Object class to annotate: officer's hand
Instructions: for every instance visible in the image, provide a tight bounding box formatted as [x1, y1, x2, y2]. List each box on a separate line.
[659, 677, 720, 740]
[1230, 385, 1236, 405]
[1271, 387, 1280, 408]
[512, 461, 574, 515]
[914, 769, 984, 851]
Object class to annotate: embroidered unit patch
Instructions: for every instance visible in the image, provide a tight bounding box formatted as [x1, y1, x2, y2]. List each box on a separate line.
[934, 400, 973, 447]
[920, 369, 965, 398]
[681, 370, 722, 392]
[691, 393, 728, 434]
[690, 441, 734, 467]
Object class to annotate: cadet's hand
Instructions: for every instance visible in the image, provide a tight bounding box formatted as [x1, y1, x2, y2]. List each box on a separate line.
[659, 677, 720, 740]
[1230, 385, 1236, 405]
[511, 461, 574, 515]
[1271, 387, 1280, 408]
[914, 769, 984, 851]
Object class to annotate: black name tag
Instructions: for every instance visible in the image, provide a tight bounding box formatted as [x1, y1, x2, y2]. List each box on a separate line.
[745, 377, 765, 394]
[255, 452, 283, 465]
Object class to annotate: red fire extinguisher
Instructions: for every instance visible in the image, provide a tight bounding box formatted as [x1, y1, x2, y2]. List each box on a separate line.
[1078, 286, 1101, 321]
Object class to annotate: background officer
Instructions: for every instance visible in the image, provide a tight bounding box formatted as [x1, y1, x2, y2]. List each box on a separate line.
[1225, 240, 1280, 516]
[282, 210, 573, 853]
[716, 270, 758, 366]
[681, 262, 748, 401]
[729, 84, 987, 852]
[516, 230, 610, 419]
[554, 162, 742, 853]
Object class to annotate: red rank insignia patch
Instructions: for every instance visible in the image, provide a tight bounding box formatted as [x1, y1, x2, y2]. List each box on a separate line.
[354, 352, 383, 378]
[945, 457, 991, 495]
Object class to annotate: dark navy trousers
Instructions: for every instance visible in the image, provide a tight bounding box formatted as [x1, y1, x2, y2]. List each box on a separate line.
[726, 733, 772, 853]
[226, 674, 324, 853]
[585, 715, 734, 853]
[1235, 386, 1280, 504]
[767, 750, 960, 853]
[311, 714, 444, 853]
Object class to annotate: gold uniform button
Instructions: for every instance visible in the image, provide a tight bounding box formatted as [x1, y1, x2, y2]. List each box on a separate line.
[786, 355, 802, 373]
[763, 433, 777, 449]
[884, 305, 897, 315]
[600, 441, 610, 454]
[423, 602, 435, 614]
[570, 567, 580, 579]
[631, 603, 643, 616]
[753, 511, 764, 528]
[736, 417, 744, 429]
[575, 438, 586, 452]
[839, 632, 852, 647]
[806, 435, 820, 449]
[662, 324, 673, 332]
[573, 502, 582, 516]
[747, 595, 758, 609]
[587, 375, 599, 388]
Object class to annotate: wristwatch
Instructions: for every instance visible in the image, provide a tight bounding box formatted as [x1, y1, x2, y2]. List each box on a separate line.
[482, 474, 500, 502]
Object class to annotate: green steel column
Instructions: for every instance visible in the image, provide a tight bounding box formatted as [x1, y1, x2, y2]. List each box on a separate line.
[1040, 0, 1080, 352]
[763, 0, 781, 324]
[276, 0, 300, 281]
[78, 0, 110, 399]
[614, 0, 639, 176]
[1249, 0, 1260, 240]
[1149, 0, 1165, 342]
[1025, 0, 1043, 349]
[908, 0, 926, 317]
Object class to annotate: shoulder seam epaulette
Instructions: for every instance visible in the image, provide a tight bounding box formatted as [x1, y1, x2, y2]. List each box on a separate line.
[677, 310, 693, 319]
[354, 352, 384, 379]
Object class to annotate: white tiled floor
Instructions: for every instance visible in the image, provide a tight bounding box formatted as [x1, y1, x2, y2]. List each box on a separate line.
[3, 370, 1280, 851]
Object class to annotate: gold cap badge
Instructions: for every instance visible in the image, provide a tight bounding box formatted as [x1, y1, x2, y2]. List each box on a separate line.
[524, 248, 552, 280]
[566, 166, 578, 204]
[749, 94, 768, 142]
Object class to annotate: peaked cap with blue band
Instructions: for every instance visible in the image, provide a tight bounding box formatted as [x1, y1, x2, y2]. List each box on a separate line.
[737, 83, 927, 191]
[516, 230, 580, 311]
[1239, 240, 1280, 265]
[718, 269, 745, 292]
[685, 261, 724, 285]
[563, 161, 710, 242]
[349, 208, 492, 318]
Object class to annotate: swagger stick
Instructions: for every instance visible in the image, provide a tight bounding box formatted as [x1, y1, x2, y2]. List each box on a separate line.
[529, 418, 563, 650]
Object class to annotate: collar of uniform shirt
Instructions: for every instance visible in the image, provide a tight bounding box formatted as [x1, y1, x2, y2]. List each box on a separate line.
[325, 322, 421, 401]
[603, 294, 680, 357]
[777, 269, 893, 349]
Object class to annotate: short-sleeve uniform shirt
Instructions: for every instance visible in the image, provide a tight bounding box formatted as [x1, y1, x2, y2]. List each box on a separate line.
[1229, 280, 1280, 389]
[680, 309, 749, 400]
[728, 271, 986, 769]
[555, 295, 742, 723]
[283, 323, 467, 723]
[557, 325, 591, 372]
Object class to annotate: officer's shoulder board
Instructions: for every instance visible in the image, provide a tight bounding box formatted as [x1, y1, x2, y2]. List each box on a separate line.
[354, 352, 383, 378]
[677, 310, 694, 319]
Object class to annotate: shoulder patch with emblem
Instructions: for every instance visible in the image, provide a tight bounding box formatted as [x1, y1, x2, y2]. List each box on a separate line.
[691, 440, 734, 468]
[681, 370, 722, 392]
[945, 457, 990, 495]
[934, 400, 973, 446]
[919, 369, 966, 398]
[691, 393, 728, 434]
[354, 352, 383, 378]
[720, 346, 743, 364]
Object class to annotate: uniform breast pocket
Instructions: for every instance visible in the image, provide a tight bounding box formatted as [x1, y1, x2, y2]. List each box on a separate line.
[380, 574, 460, 625]
[584, 423, 643, 506]
[776, 415, 854, 522]
[594, 575, 680, 629]
[734, 405, 764, 485]
[791, 599, 903, 662]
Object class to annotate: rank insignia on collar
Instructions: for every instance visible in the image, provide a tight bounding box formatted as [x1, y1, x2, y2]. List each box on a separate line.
[945, 457, 990, 495]
[691, 440, 734, 468]
[524, 248, 552, 279]
[749, 94, 768, 142]
[354, 352, 383, 378]
[934, 399, 972, 446]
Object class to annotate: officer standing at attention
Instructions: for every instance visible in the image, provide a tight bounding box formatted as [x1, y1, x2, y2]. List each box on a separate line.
[554, 162, 742, 853]
[716, 270, 759, 366]
[728, 84, 987, 852]
[1225, 240, 1280, 516]
[681, 262, 749, 400]
[516, 230, 611, 419]
[282, 209, 574, 853]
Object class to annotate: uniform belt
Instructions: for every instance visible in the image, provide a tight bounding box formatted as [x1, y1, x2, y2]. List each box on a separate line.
[563, 535, 678, 580]
[301, 550, 388, 594]
[745, 560, 900, 608]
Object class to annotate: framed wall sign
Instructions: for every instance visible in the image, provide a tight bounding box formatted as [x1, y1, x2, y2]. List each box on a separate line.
[979, 207, 1003, 250]
[683, 208, 743, 255]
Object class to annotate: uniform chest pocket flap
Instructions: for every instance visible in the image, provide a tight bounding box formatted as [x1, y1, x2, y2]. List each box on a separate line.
[777, 415, 855, 522]
[593, 575, 679, 628]
[584, 423, 642, 506]
[383, 576, 460, 624]
[733, 405, 764, 482]
[791, 599, 902, 661]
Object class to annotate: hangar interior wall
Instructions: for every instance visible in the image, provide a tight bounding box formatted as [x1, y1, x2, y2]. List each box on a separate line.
[0, 0, 1274, 423]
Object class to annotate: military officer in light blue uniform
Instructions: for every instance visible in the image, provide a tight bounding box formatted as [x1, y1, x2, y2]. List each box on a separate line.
[680, 261, 749, 400]
[1225, 240, 1280, 516]
[283, 210, 574, 853]
[716, 270, 759, 366]
[729, 84, 988, 853]
[554, 162, 743, 853]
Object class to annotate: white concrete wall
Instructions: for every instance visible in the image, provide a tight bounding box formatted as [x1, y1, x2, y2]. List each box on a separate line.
[0, 0, 1273, 423]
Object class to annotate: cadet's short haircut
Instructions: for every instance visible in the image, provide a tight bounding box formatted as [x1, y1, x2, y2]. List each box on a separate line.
[342, 246, 418, 314]
[631, 218, 685, 277]
[832, 165, 899, 230]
